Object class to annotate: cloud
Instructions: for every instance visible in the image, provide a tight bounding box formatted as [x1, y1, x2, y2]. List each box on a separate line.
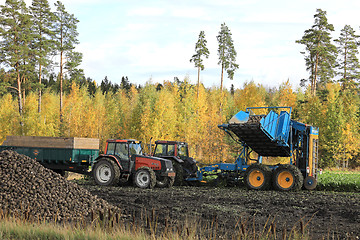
[127, 7, 166, 17]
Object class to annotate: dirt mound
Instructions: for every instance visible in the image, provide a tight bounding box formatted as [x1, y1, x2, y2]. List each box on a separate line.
[0, 150, 119, 222]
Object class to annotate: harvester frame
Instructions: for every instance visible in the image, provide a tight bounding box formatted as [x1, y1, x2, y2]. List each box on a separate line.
[187, 106, 319, 191]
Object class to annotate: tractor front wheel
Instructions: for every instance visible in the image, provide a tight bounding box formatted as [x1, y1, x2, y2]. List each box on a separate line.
[133, 167, 156, 189]
[93, 158, 120, 186]
[273, 164, 303, 191]
[156, 176, 175, 188]
[244, 164, 272, 190]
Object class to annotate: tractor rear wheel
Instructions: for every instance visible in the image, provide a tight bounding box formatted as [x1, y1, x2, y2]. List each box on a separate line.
[156, 176, 175, 188]
[93, 158, 120, 186]
[244, 164, 272, 190]
[133, 166, 156, 189]
[273, 164, 303, 191]
[172, 161, 184, 186]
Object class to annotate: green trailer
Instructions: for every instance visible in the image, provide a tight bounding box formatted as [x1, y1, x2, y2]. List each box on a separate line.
[0, 136, 99, 176]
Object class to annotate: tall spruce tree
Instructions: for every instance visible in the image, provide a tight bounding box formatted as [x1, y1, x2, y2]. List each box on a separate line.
[334, 25, 360, 89]
[296, 9, 337, 96]
[30, 0, 55, 113]
[53, 1, 82, 124]
[217, 23, 238, 93]
[0, 0, 32, 130]
[190, 30, 210, 99]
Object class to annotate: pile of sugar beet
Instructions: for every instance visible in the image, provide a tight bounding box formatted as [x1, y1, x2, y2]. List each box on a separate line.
[0, 150, 119, 223]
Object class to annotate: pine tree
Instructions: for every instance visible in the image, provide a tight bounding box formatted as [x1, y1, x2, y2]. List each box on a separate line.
[0, 0, 32, 131]
[296, 9, 337, 96]
[334, 25, 360, 89]
[53, 1, 82, 124]
[30, 0, 55, 113]
[217, 23, 239, 92]
[190, 31, 210, 99]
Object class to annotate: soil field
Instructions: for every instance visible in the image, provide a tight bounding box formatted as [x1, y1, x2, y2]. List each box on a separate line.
[79, 182, 360, 239]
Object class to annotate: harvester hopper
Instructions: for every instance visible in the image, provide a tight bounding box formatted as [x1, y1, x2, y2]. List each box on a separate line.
[225, 107, 292, 157]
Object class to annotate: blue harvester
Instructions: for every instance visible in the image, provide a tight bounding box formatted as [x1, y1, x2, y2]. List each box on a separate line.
[187, 106, 319, 191]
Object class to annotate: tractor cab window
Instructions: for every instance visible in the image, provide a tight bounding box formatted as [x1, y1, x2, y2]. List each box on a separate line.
[177, 144, 188, 159]
[114, 143, 129, 160]
[129, 143, 142, 156]
[154, 144, 166, 156]
[106, 142, 116, 155]
[167, 144, 175, 156]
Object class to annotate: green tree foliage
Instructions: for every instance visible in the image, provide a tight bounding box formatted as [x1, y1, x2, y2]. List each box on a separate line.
[53, 1, 82, 123]
[0, 0, 32, 130]
[29, 0, 55, 113]
[296, 9, 337, 96]
[190, 31, 210, 98]
[217, 23, 239, 92]
[334, 25, 360, 89]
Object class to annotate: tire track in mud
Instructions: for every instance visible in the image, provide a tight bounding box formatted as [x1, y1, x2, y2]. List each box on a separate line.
[80, 183, 360, 239]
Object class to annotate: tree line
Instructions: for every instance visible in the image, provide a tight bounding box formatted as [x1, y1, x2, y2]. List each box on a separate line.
[1, 2, 360, 168]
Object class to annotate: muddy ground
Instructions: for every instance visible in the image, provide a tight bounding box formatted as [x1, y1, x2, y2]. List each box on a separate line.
[79, 181, 360, 239]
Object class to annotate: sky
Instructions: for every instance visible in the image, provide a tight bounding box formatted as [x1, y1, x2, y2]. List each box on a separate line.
[2, 0, 360, 90]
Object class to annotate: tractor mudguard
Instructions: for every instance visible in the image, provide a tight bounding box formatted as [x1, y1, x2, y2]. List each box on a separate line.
[95, 154, 123, 170]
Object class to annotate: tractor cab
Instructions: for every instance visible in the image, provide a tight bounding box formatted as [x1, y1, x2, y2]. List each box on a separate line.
[153, 140, 198, 185]
[105, 139, 142, 172]
[154, 141, 189, 160]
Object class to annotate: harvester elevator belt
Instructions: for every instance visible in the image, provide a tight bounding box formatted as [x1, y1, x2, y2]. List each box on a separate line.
[228, 115, 291, 157]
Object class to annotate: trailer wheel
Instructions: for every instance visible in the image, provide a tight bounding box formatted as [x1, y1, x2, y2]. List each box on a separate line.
[273, 164, 303, 191]
[93, 158, 120, 186]
[172, 161, 184, 186]
[245, 164, 272, 190]
[156, 176, 175, 188]
[133, 167, 156, 189]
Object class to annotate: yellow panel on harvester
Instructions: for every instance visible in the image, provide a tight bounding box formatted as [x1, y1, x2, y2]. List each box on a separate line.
[308, 126, 319, 178]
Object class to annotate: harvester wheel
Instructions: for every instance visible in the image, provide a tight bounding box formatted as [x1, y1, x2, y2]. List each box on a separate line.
[172, 161, 184, 186]
[273, 164, 303, 191]
[304, 176, 317, 190]
[156, 176, 175, 188]
[93, 158, 120, 186]
[244, 164, 272, 190]
[133, 166, 156, 189]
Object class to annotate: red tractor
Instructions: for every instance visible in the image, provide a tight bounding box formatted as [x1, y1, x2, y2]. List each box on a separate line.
[153, 140, 198, 185]
[92, 139, 175, 188]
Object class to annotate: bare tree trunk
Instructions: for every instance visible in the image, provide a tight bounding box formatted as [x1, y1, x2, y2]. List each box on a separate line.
[197, 66, 200, 99]
[220, 63, 224, 112]
[16, 68, 24, 134]
[60, 50, 63, 123]
[220, 64, 224, 93]
[313, 51, 319, 96]
[38, 64, 42, 113]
